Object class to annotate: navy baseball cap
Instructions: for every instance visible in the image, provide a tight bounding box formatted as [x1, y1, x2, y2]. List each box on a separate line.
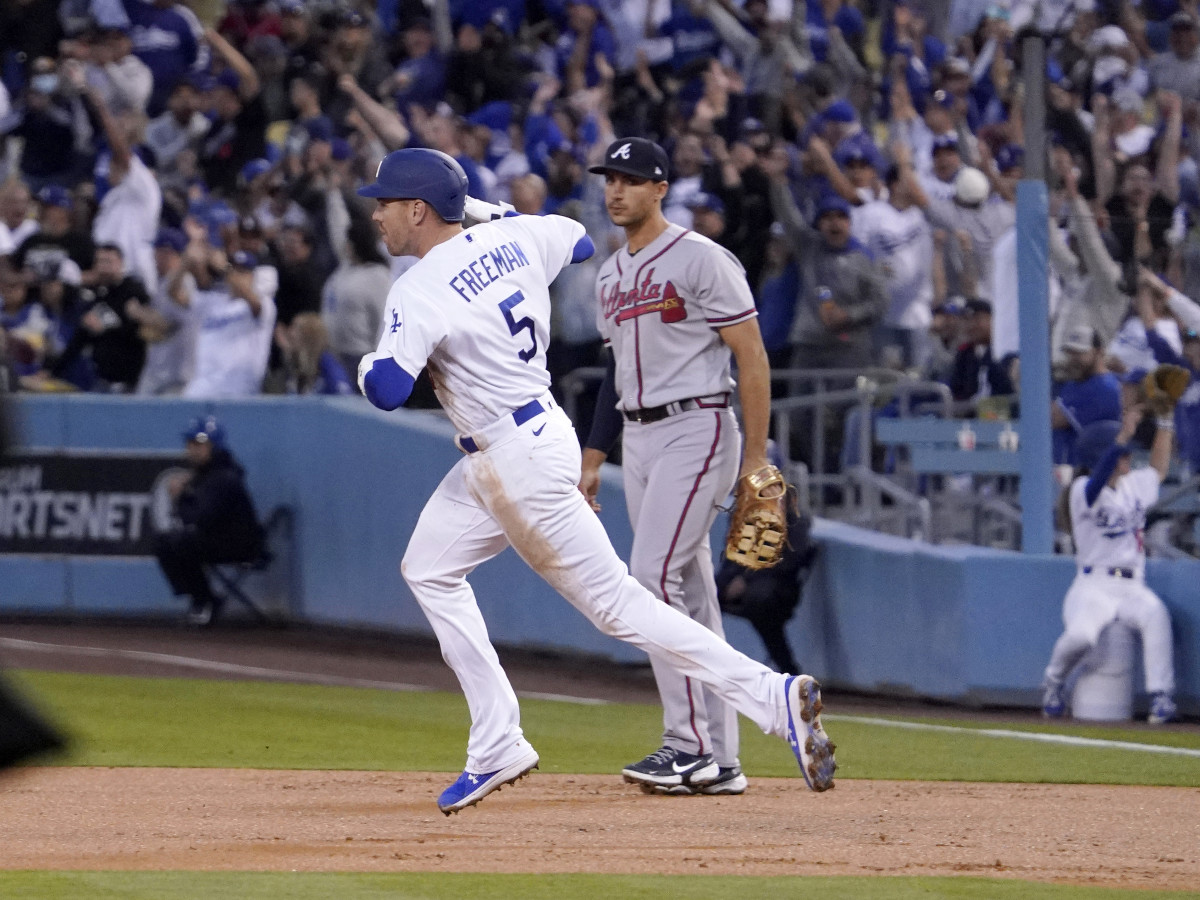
[305, 116, 335, 143]
[467, 100, 513, 132]
[930, 88, 956, 110]
[932, 133, 960, 152]
[230, 250, 258, 269]
[589, 138, 670, 182]
[182, 415, 225, 446]
[813, 194, 852, 222]
[240, 158, 273, 183]
[687, 192, 725, 215]
[154, 227, 187, 253]
[37, 185, 73, 209]
[995, 144, 1025, 173]
[330, 137, 352, 161]
[739, 116, 767, 136]
[821, 99, 857, 123]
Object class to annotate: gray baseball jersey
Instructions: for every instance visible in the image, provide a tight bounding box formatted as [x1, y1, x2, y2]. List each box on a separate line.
[593, 223, 758, 770]
[595, 224, 757, 410]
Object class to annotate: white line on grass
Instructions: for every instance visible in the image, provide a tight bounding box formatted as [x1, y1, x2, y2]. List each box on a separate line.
[825, 714, 1200, 758]
[0, 637, 610, 704]
[4, 638, 1195, 738]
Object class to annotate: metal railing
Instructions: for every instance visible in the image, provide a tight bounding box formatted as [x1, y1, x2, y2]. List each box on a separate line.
[556, 363, 1036, 547]
[768, 372, 954, 517]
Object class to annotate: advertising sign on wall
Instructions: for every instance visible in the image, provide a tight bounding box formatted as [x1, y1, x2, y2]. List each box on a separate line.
[0, 453, 186, 556]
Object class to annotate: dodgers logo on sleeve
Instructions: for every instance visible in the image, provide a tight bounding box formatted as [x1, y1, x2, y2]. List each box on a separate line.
[390, 310, 401, 333]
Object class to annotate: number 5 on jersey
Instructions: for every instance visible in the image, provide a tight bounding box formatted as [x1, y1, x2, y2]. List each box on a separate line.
[500, 290, 537, 362]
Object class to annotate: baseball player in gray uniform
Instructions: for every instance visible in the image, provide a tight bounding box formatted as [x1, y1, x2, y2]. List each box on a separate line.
[357, 147, 836, 814]
[579, 138, 775, 796]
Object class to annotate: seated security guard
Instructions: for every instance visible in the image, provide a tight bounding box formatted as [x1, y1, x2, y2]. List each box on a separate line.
[154, 416, 265, 625]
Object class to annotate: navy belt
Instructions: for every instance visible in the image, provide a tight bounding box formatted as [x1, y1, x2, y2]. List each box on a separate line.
[458, 398, 544, 454]
[623, 395, 729, 424]
[1083, 566, 1135, 579]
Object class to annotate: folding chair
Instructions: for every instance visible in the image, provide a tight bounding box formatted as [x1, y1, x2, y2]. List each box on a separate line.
[205, 506, 293, 623]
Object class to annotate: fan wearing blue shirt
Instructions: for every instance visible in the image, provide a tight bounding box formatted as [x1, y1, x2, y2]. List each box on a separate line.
[1053, 324, 1123, 465]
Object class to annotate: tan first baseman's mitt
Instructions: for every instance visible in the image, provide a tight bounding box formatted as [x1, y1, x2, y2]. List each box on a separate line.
[725, 465, 789, 570]
[1142, 363, 1191, 416]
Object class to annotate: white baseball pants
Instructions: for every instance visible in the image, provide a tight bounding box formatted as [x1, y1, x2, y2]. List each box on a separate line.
[1044, 571, 1176, 695]
[402, 397, 788, 772]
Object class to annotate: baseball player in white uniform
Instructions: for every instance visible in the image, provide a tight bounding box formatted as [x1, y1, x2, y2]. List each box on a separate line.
[579, 138, 774, 796]
[355, 148, 837, 815]
[1042, 407, 1178, 724]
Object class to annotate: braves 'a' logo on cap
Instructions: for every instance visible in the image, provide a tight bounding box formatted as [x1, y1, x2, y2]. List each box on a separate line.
[612, 143, 632, 159]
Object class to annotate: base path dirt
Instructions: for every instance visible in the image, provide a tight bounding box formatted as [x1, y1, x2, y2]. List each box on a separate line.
[2, 767, 1198, 889]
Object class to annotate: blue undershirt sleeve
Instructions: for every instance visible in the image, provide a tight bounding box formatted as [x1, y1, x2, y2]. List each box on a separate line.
[1085, 444, 1129, 507]
[363, 357, 416, 411]
[585, 349, 623, 454]
[571, 233, 595, 264]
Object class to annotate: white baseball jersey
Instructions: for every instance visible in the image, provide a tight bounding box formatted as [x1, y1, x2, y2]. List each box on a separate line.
[374, 214, 584, 434]
[1069, 468, 1159, 577]
[594, 224, 756, 411]
[0, 218, 37, 256]
[183, 267, 277, 399]
[92, 153, 162, 291]
[852, 200, 933, 329]
[136, 269, 197, 395]
[1107, 316, 1183, 376]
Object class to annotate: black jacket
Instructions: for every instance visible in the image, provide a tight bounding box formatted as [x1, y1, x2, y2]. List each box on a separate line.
[51, 277, 150, 387]
[177, 446, 264, 561]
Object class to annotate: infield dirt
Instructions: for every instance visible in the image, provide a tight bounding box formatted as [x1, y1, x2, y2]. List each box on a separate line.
[1, 622, 1198, 890]
[1, 767, 1198, 889]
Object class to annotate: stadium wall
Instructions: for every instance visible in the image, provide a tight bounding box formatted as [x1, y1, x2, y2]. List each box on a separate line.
[1, 395, 1195, 712]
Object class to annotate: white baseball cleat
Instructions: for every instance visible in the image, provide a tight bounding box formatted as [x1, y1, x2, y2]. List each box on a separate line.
[437, 747, 540, 815]
[784, 675, 837, 791]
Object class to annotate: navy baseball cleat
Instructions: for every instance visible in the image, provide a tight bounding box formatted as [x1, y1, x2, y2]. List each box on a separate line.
[622, 746, 719, 791]
[784, 675, 836, 791]
[437, 747, 539, 815]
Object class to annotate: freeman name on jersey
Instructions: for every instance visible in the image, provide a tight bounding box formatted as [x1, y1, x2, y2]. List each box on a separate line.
[449, 240, 530, 302]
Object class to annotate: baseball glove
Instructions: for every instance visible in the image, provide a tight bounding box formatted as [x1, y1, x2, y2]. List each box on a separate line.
[1142, 363, 1191, 416]
[725, 465, 790, 570]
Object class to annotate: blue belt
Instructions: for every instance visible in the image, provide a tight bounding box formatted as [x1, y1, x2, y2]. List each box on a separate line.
[1082, 566, 1135, 579]
[457, 398, 545, 454]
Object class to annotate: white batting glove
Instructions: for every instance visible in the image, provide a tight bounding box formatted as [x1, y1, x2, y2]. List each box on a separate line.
[357, 351, 392, 396]
[463, 196, 515, 223]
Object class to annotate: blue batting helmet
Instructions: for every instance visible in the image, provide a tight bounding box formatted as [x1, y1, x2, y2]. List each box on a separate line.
[1075, 420, 1127, 471]
[356, 148, 468, 222]
[182, 415, 226, 447]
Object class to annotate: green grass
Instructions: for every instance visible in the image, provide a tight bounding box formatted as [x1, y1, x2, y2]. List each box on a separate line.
[0, 872, 1195, 900]
[13, 670, 1200, 786]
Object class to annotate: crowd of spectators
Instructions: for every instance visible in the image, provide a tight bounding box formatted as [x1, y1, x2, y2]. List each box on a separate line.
[3, 0, 1200, 476]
